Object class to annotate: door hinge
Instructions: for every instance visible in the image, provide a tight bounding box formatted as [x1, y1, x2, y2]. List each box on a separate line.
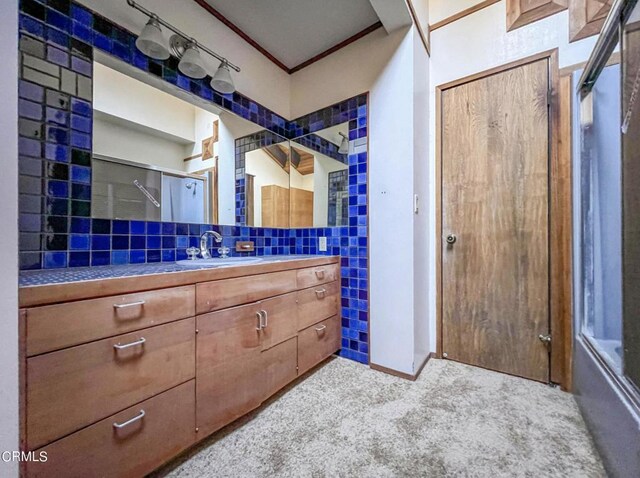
[538, 334, 552, 347]
[547, 89, 553, 106]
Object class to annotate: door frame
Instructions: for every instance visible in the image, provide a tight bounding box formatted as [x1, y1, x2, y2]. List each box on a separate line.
[435, 49, 573, 389]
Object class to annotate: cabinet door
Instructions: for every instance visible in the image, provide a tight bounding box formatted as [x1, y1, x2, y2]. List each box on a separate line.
[262, 337, 298, 399]
[196, 302, 265, 437]
[259, 292, 298, 351]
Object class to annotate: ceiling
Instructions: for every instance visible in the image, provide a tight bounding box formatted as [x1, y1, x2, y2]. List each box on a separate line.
[199, 0, 381, 69]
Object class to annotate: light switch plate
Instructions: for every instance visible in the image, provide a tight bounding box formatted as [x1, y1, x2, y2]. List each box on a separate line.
[319, 237, 327, 252]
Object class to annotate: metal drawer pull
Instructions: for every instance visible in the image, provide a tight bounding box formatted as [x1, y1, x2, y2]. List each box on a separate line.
[113, 300, 146, 309]
[315, 269, 325, 279]
[315, 288, 327, 299]
[261, 309, 268, 328]
[113, 337, 146, 350]
[315, 325, 327, 332]
[113, 410, 145, 429]
[256, 311, 264, 331]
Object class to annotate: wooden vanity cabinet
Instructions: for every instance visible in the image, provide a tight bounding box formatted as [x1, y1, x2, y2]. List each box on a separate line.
[20, 257, 341, 478]
[195, 292, 299, 436]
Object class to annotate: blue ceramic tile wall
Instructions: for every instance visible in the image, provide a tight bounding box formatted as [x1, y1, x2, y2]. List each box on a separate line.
[16, 0, 369, 364]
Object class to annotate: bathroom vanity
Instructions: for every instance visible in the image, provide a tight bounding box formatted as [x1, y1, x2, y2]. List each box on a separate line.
[19, 256, 340, 477]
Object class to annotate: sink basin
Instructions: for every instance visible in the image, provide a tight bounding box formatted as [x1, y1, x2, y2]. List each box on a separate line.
[176, 257, 264, 268]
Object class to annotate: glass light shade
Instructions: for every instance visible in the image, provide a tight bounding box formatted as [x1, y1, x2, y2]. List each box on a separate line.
[211, 62, 235, 94]
[179, 45, 207, 79]
[338, 135, 349, 154]
[136, 18, 170, 60]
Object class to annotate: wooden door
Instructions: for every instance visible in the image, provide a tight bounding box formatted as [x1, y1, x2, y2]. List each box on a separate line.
[441, 58, 551, 382]
[290, 188, 314, 227]
[196, 302, 265, 437]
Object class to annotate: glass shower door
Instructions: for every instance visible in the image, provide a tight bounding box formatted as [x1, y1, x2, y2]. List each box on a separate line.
[622, 4, 640, 392]
[580, 63, 624, 372]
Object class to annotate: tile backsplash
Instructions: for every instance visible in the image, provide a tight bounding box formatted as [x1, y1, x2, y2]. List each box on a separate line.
[16, 0, 368, 364]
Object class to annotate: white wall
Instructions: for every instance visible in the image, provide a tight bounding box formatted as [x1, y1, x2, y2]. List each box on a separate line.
[413, 11, 431, 371]
[291, 24, 431, 375]
[184, 108, 220, 174]
[427, 0, 600, 351]
[246, 149, 290, 227]
[429, 0, 484, 24]
[290, 27, 409, 118]
[217, 112, 263, 225]
[0, 0, 19, 475]
[78, 0, 291, 118]
[93, 116, 189, 171]
[313, 155, 347, 227]
[93, 62, 196, 142]
[369, 28, 419, 374]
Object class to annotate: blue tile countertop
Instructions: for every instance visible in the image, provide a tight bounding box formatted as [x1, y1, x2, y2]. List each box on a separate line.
[19, 255, 321, 287]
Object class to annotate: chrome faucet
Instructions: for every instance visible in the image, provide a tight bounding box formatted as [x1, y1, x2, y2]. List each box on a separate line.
[200, 230, 223, 259]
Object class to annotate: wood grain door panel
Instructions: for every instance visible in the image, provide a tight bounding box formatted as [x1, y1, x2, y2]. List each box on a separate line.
[262, 337, 298, 399]
[259, 292, 298, 351]
[196, 302, 265, 437]
[442, 58, 550, 382]
[26, 318, 196, 450]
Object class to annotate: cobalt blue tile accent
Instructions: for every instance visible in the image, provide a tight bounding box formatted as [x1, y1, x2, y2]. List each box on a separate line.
[44, 251, 67, 269]
[19, 80, 44, 102]
[47, 46, 69, 67]
[69, 251, 89, 267]
[69, 234, 89, 250]
[70, 114, 91, 133]
[295, 134, 347, 163]
[71, 98, 91, 116]
[46, 107, 68, 126]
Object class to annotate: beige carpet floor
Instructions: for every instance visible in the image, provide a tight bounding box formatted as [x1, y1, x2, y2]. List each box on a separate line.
[154, 358, 605, 478]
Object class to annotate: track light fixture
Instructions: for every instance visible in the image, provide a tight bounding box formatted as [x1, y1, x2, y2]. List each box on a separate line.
[127, 0, 240, 93]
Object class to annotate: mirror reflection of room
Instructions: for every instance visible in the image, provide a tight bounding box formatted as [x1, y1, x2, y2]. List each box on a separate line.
[245, 139, 290, 228]
[91, 60, 260, 226]
[289, 122, 350, 228]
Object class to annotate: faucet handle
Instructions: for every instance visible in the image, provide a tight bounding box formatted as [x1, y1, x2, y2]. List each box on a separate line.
[218, 246, 231, 259]
[186, 247, 200, 260]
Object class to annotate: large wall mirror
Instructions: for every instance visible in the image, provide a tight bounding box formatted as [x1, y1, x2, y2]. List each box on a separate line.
[289, 123, 350, 228]
[91, 53, 283, 227]
[94, 54, 355, 231]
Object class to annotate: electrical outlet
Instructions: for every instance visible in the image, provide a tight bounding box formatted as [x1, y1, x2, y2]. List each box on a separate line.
[319, 236, 327, 252]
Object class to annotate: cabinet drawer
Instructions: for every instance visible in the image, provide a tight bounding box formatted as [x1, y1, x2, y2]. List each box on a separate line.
[27, 318, 195, 450]
[196, 270, 296, 314]
[297, 315, 341, 375]
[296, 263, 340, 289]
[25, 286, 195, 356]
[296, 281, 339, 331]
[26, 381, 196, 478]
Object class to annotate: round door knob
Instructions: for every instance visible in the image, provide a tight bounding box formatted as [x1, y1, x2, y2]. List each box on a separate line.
[446, 234, 457, 245]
